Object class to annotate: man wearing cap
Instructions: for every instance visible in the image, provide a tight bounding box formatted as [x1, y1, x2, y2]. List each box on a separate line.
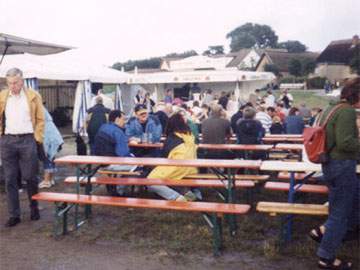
[126, 104, 162, 157]
[0, 67, 45, 227]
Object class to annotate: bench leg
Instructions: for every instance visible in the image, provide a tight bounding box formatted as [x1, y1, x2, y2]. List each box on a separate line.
[212, 214, 223, 256]
[202, 213, 224, 256]
[226, 169, 237, 236]
[54, 202, 70, 236]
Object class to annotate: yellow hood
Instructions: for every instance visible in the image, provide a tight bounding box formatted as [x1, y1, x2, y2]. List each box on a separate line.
[148, 132, 198, 180]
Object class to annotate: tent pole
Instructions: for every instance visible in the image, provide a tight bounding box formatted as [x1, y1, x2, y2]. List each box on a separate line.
[0, 43, 9, 65]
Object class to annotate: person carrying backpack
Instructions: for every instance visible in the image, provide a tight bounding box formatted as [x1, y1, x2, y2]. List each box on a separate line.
[306, 78, 359, 270]
[86, 96, 111, 154]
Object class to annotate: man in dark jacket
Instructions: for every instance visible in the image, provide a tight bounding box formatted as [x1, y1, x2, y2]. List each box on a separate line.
[93, 110, 130, 157]
[94, 110, 133, 196]
[236, 106, 266, 159]
[86, 96, 111, 154]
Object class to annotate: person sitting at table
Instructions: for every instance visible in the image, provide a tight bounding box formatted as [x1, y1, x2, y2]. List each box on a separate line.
[200, 104, 233, 159]
[153, 102, 170, 135]
[255, 103, 272, 134]
[270, 116, 284, 134]
[309, 107, 322, 126]
[231, 103, 248, 135]
[126, 104, 162, 157]
[236, 106, 266, 159]
[94, 110, 130, 157]
[284, 107, 305, 134]
[94, 110, 135, 196]
[147, 112, 199, 201]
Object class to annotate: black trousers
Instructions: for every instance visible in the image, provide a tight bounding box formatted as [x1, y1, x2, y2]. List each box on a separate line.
[0, 134, 39, 218]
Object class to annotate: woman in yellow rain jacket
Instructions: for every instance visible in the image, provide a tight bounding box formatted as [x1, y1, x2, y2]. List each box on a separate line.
[147, 112, 198, 201]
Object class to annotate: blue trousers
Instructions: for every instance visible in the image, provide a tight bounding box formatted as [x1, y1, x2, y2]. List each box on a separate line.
[317, 159, 359, 260]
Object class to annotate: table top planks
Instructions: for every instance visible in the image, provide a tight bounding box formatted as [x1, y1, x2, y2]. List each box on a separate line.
[55, 155, 262, 169]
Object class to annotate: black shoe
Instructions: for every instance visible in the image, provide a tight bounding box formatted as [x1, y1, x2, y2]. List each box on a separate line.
[30, 208, 40, 221]
[4, 217, 21, 227]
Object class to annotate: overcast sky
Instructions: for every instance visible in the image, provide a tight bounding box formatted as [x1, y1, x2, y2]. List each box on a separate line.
[1, 0, 359, 66]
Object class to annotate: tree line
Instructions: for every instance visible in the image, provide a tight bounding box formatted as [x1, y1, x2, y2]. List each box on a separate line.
[112, 22, 311, 72]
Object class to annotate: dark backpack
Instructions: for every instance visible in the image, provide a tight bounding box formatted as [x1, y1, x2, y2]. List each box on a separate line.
[237, 120, 262, 144]
[303, 103, 346, 163]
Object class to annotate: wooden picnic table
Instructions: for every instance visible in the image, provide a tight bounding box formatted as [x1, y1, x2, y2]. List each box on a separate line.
[55, 155, 261, 169]
[55, 155, 262, 235]
[262, 137, 304, 143]
[274, 143, 303, 151]
[198, 144, 272, 151]
[161, 135, 237, 142]
[260, 160, 360, 240]
[129, 142, 273, 151]
[265, 134, 303, 138]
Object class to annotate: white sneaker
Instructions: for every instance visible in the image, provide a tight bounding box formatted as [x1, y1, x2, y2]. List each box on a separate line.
[38, 181, 52, 189]
[175, 195, 188, 202]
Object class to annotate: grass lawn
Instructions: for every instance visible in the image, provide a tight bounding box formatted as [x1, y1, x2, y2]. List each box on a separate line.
[274, 90, 334, 109]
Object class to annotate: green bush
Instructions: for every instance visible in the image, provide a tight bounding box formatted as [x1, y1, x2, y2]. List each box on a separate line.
[306, 76, 327, 89]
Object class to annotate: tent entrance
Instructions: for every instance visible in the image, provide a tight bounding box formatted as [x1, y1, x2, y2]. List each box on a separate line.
[173, 83, 190, 101]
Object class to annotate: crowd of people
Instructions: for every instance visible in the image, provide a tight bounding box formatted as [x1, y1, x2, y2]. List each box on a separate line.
[0, 67, 359, 269]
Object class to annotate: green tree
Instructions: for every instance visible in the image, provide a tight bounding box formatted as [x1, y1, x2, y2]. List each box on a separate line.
[264, 64, 280, 76]
[288, 59, 302, 77]
[226, 23, 278, 52]
[165, 50, 198, 58]
[277, 40, 307, 53]
[112, 57, 161, 71]
[302, 59, 316, 75]
[112, 50, 198, 71]
[203, 45, 224, 56]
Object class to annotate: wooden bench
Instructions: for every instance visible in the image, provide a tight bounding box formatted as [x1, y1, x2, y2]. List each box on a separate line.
[97, 170, 141, 176]
[64, 176, 255, 189]
[95, 172, 269, 183]
[256, 201, 328, 244]
[184, 174, 269, 183]
[256, 201, 328, 216]
[264, 182, 328, 194]
[268, 152, 290, 160]
[277, 172, 317, 181]
[33, 192, 251, 255]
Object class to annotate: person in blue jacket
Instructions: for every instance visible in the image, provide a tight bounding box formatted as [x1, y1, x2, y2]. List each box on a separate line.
[94, 110, 130, 157]
[94, 110, 134, 196]
[284, 107, 305, 134]
[126, 104, 162, 158]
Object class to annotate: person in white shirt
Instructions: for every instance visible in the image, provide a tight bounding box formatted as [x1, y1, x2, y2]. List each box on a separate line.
[255, 104, 272, 133]
[264, 90, 276, 108]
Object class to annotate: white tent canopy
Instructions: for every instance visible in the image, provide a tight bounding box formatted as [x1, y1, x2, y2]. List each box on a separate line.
[129, 68, 275, 84]
[0, 53, 129, 83]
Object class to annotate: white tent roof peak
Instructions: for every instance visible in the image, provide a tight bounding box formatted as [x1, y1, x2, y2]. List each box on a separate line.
[0, 53, 129, 83]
